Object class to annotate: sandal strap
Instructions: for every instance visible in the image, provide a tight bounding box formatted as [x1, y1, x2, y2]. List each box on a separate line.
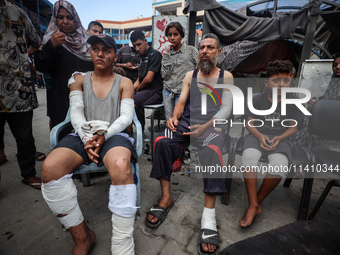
[148, 204, 167, 221]
[198, 229, 219, 247]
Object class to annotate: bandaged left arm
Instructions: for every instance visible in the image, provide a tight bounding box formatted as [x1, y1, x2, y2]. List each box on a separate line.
[105, 98, 134, 140]
[213, 90, 233, 120]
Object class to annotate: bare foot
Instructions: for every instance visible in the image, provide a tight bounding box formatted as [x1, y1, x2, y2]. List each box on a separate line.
[201, 243, 217, 253]
[239, 204, 262, 227]
[147, 197, 173, 224]
[71, 226, 96, 255]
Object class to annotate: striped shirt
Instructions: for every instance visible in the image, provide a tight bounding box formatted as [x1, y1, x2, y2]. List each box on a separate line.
[161, 44, 198, 94]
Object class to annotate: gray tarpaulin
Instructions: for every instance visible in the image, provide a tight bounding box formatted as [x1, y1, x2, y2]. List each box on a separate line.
[217, 40, 268, 71]
[184, 0, 339, 73]
[183, 0, 320, 46]
[183, 0, 222, 14]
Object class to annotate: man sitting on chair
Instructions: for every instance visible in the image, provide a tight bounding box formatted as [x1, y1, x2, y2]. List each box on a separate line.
[41, 34, 137, 255]
[146, 33, 233, 255]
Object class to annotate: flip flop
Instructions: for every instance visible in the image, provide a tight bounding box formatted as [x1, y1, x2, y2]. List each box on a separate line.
[145, 202, 174, 229]
[197, 229, 219, 255]
[35, 151, 46, 161]
[22, 178, 42, 190]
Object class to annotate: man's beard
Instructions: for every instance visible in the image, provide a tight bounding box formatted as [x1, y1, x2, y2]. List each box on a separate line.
[198, 55, 217, 74]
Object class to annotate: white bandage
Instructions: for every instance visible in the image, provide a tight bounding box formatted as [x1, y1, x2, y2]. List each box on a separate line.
[109, 184, 137, 255]
[80, 120, 109, 145]
[242, 148, 262, 168]
[68, 72, 86, 88]
[70, 90, 87, 140]
[201, 207, 217, 231]
[108, 184, 138, 218]
[41, 174, 84, 229]
[105, 98, 134, 140]
[267, 153, 289, 177]
[213, 90, 233, 120]
[111, 213, 135, 255]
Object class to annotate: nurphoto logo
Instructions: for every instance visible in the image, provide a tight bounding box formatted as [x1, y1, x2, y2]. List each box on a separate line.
[199, 84, 311, 128]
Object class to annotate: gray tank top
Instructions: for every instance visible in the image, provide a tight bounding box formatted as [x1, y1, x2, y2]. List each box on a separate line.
[83, 71, 122, 123]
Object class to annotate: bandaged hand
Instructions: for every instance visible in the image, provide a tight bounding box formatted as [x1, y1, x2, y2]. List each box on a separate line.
[84, 134, 105, 164]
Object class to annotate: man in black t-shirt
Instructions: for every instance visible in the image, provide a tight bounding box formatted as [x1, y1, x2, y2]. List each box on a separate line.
[115, 32, 140, 83]
[130, 30, 163, 131]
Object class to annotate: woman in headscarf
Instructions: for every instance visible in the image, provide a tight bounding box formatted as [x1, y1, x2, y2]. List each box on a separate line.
[35, 0, 94, 128]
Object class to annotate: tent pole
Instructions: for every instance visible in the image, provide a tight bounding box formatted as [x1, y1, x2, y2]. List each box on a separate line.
[297, 5, 320, 78]
[188, 11, 197, 46]
[273, 0, 278, 17]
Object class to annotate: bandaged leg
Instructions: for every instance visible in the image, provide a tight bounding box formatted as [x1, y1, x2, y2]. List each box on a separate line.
[201, 207, 217, 231]
[242, 148, 262, 168]
[42, 174, 84, 229]
[108, 184, 137, 255]
[267, 153, 289, 178]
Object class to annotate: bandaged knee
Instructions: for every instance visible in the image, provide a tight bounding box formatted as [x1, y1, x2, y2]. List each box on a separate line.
[42, 174, 84, 229]
[267, 153, 289, 177]
[201, 207, 217, 231]
[242, 148, 262, 168]
[108, 184, 137, 255]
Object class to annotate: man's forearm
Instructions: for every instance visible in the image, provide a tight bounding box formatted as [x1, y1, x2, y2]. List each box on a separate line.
[28, 46, 39, 56]
[137, 79, 151, 90]
[115, 63, 126, 68]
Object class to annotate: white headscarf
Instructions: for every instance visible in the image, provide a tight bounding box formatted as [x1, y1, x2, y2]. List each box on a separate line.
[41, 0, 91, 61]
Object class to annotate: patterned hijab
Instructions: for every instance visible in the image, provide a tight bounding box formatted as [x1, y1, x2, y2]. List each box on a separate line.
[41, 0, 91, 61]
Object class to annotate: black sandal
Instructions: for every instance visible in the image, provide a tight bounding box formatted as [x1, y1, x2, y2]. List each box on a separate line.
[197, 229, 219, 255]
[145, 203, 174, 228]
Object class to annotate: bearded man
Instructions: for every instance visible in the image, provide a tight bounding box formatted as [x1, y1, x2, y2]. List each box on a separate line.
[145, 33, 234, 255]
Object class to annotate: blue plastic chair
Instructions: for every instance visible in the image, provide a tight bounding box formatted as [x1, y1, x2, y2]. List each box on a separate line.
[50, 110, 143, 216]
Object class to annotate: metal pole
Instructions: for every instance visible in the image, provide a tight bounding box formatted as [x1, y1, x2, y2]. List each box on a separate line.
[273, 0, 278, 17]
[188, 11, 196, 46]
[297, 5, 320, 78]
[37, 0, 42, 37]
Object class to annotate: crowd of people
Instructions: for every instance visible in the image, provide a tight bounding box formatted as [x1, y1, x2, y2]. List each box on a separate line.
[1, 0, 339, 254]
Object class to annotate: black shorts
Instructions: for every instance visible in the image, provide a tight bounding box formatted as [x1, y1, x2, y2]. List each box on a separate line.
[55, 132, 137, 165]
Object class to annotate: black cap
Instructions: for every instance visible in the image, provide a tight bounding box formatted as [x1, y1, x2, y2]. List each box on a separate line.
[87, 34, 117, 52]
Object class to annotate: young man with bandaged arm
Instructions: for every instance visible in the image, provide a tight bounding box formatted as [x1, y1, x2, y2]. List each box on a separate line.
[41, 34, 137, 255]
